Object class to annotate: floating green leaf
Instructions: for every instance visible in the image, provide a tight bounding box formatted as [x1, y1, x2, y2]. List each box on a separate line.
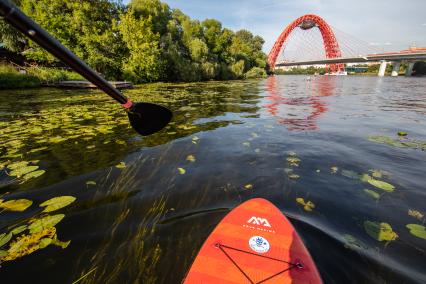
[363, 189, 380, 200]
[343, 234, 367, 250]
[86, 181, 96, 186]
[364, 221, 398, 242]
[397, 131, 407, 137]
[1, 227, 56, 263]
[367, 179, 395, 192]
[6, 161, 29, 170]
[22, 170, 45, 181]
[287, 157, 300, 163]
[406, 224, 426, 240]
[178, 167, 186, 175]
[0, 233, 12, 247]
[0, 199, 33, 212]
[39, 196, 76, 213]
[296, 198, 315, 212]
[186, 155, 196, 162]
[11, 225, 27, 235]
[244, 184, 253, 190]
[360, 174, 373, 182]
[408, 209, 424, 221]
[39, 238, 52, 249]
[29, 214, 65, 234]
[368, 135, 426, 150]
[9, 166, 39, 177]
[115, 162, 126, 169]
[51, 237, 71, 249]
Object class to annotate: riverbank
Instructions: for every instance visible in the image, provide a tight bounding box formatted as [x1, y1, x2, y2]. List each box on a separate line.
[0, 64, 83, 89]
[0, 63, 267, 90]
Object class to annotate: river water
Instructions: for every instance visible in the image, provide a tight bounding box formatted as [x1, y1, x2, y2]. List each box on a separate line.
[0, 75, 425, 283]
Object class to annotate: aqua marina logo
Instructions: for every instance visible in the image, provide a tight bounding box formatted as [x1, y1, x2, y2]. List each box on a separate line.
[247, 216, 272, 227]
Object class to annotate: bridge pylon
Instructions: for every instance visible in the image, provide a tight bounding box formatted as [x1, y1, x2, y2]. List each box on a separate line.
[269, 14, 344, 72]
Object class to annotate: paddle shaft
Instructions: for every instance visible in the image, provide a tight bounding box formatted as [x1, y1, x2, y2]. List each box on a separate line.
[0, 0, 131, 107]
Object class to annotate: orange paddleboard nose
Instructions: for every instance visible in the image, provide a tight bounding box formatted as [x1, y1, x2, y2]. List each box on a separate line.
[183, 198, 323, 284]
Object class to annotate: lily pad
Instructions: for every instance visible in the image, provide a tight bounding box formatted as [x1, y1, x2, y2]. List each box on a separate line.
[1, 227, 56, 263]
[244, 184, 253, 190]
[6, 161, 29, 170]
[0, 233, 12, 247]
[9, 166, 39, 178]
[287, 157, 300, 163]
[363, 189, 380, 200]
[406, 224, 426, 240]
[39, 196, 76, 213]
[186, 155, 196, 162]
[408, 209, 424, 221]
[51, 237, 71, 249]
[0, 199, 33, 212]
[22, 170, 45, 181]
[296, 198, 315, 212]
[360, 174, 373, 182]
[367, 179, 395, 192]
[11, 226, 27, 235]
[39, 238, 52, 249]
[28, 214, 65, 234]
[363, 221, 398, 242]
[343, 234, 367, 250]
[115, 162, 126, 169]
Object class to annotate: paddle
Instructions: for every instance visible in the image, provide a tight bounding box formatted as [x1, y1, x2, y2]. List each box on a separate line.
[0, 0, 172, 136]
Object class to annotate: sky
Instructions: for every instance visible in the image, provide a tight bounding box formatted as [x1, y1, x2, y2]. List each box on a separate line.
[125, 0, 426, 53]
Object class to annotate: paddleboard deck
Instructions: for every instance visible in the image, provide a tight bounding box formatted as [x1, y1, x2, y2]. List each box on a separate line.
[183, 198, 322, 284]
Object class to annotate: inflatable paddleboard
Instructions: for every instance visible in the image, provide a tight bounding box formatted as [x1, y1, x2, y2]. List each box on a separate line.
[184, 198, 322, 284]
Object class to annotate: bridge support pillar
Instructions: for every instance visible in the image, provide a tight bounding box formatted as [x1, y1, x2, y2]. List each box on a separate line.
[378, 60, 387, 77]
[405, 62, 415, 76]
[391, 62, 401, 77]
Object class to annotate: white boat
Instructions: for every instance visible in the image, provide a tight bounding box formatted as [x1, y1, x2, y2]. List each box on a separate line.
[324, 71, 348, 76]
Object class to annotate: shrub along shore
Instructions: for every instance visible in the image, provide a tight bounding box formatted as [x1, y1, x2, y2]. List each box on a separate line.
[0, 0, 269, 88]
[0, 64, 83, 89]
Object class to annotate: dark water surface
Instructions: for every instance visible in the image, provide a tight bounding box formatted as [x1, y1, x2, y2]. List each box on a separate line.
[1, 75, 425, 283]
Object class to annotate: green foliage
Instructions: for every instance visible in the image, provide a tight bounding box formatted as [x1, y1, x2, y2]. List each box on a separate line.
[120, 10, 164, 83]
[0, 65, 40, 89]
[0, 64, 84, 89]
[1, 0, 267, 83]
[364, 221, 398, 242]
[245, 67, 267, 79]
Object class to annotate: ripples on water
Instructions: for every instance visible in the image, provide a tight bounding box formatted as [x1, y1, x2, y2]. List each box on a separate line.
[0, 76, 425, 283]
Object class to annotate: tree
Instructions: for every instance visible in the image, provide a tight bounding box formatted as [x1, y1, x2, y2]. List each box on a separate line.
[119, 9, 163, 83]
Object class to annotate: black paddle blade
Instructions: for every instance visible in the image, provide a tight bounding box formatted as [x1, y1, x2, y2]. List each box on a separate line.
[127, 102, 172, 136]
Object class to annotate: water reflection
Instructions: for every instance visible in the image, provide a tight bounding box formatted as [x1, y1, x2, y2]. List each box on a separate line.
[265, 75, 336, 131]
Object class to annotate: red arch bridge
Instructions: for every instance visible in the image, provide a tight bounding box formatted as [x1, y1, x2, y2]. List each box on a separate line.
[268, 14, 426, 76]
